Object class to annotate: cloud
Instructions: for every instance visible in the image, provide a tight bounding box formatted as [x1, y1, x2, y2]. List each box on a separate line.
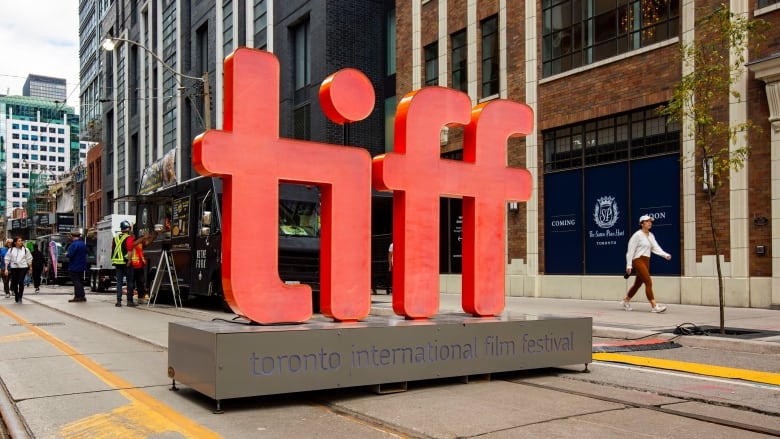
[0, 0, 80, 108]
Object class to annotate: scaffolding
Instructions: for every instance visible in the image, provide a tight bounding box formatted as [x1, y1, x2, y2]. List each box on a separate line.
[27, 172, 55, 239]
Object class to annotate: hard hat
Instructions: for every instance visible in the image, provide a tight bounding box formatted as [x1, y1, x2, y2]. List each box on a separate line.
[120, 220, 132, 231]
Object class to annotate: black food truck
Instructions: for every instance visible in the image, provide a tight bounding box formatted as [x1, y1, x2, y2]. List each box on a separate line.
[130, 174, 322, 309]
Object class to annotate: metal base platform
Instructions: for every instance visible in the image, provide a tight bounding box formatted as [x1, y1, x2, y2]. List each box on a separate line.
[168, 312, 592, 402]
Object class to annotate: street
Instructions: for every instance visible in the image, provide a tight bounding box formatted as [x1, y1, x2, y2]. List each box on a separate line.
[0, 288, 778, 438]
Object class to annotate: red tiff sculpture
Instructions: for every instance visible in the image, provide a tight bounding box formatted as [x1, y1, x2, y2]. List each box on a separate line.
[194, 47, 532, 324]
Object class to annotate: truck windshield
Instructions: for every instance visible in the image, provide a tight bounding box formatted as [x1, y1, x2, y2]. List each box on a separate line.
[279, 200, 319, 237]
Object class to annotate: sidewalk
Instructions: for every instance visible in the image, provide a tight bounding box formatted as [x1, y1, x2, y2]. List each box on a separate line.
[17, 285, 780, 354]
[371, 292, 780, 354]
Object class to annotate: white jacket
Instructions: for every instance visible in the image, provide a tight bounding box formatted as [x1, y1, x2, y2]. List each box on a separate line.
[625, 230, 669, 269]
[5, 246, 32, 269]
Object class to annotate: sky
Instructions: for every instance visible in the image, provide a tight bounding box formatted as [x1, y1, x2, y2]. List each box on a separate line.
[0, 0, 81, 109]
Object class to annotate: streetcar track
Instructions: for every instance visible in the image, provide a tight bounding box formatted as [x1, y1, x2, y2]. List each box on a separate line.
[511, 376, 780, 437]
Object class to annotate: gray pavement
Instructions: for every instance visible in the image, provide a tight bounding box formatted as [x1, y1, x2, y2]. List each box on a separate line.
[2, 286, 779, 438]
[14, 285, 780, 354]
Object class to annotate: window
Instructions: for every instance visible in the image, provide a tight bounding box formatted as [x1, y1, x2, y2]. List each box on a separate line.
[424, 42, 438, 86]
[293, 20, 311, 103]
[387, 8, 396, 76]
[758, 0, 779, 7]
[223, 0, 234, 54]
[481, 16, 499, 97]
[542, 0, 680, 77]
[58, 157, 65, 162]
[49, 128, 56, 133]
[293, 19, 311, 140]
[58, 147, 65, 153]
[254, 0, 268, 31]
[40, 146, 47, 152]
[543, 105, 680, 172]
[385, 96, 397, 151]
[294, 104, 311, 140]
[451, 29, 468, 92]
[31, 154, 38, 160]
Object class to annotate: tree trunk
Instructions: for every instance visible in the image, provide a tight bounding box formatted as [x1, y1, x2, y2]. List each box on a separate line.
[706, 186, 725, 334]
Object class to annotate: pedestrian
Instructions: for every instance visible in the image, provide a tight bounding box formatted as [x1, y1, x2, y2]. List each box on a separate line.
[31, 245, 45, 293]
[111, 220, 136, 307]
[67, 229, 88, 302]
[1, 239, 11, 298]
[23, 241, 34, 287]
[130, 226, 163, 305]
[387, 242, 393, 295]
[4, 237, 33, 303]
[621, 215, 671, 313]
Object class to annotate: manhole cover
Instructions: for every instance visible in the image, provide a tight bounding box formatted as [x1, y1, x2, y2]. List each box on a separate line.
[10, 322, 65, 327]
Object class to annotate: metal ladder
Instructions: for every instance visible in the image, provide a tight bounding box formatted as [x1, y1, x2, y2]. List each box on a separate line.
[148, 249, 182, 308]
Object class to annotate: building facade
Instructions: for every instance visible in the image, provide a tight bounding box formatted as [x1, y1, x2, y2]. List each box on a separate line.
[0, 95, 81, 238]
[397, 0, 780, 309]
[22, 74, 67, 102]
[98, 0, 394, 219]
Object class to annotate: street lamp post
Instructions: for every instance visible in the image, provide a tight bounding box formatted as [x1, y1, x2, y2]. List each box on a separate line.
[101, 36, 211, 129]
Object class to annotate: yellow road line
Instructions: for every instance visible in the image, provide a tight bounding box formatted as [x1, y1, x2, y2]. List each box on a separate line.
[593, 352, 780, 386]
[0, 306, 220, 438]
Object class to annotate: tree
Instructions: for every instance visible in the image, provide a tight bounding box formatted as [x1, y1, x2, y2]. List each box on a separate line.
[660, 4, 768, 334]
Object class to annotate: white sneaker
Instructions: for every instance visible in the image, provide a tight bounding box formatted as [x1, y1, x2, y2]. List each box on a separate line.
[620, 300, 632, 311]
[651, 304, 667, 313]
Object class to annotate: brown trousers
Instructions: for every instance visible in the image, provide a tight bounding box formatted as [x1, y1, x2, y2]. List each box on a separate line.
[627, 256, 655, 301]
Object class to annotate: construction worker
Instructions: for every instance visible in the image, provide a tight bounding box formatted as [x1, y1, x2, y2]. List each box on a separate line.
[111, 220, 135, 307]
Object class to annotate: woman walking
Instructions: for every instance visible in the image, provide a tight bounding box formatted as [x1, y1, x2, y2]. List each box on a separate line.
[622, 215, 671, 313]
[4, 237, 33, 303]
[31, 246, 45, 293]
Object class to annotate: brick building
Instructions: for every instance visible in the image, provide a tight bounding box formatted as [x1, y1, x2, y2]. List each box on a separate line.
[396, 0, 780, 308]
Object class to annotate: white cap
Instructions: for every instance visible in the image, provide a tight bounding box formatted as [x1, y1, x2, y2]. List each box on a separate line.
[638, 214, 654, 224]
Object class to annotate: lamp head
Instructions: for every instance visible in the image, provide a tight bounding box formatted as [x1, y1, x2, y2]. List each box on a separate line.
[101, 38, 117, 51]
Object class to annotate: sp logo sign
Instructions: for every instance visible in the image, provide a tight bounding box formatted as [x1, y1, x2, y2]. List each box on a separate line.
[193, 48, 533, 324]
